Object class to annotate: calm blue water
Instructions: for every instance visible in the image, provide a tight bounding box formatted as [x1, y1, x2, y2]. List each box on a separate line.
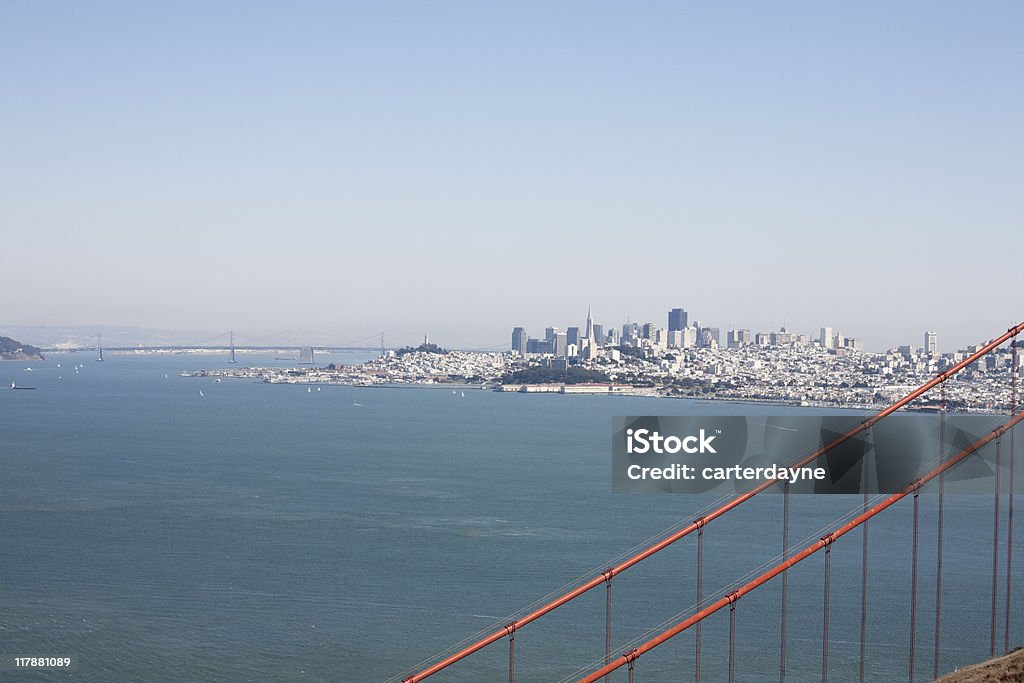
[0, 354, 1020, 682]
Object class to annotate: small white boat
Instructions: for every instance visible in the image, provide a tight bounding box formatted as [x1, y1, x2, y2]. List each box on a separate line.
[307, 387, 312, 393]
[199, 390, 205, 397]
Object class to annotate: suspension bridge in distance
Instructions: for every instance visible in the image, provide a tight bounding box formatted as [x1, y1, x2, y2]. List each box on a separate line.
[396, 322, 1024, 683]
[88, 330, 388, 355]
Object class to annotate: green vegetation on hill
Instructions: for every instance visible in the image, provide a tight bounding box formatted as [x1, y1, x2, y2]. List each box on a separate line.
[396, 342, 448, 356]
[0, 336, 44, 360]
[501, 366, 610, 385]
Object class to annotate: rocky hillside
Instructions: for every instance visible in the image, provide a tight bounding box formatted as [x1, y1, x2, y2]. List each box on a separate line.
[0, 336, 45, 361]
[935, 647, 1024, 682]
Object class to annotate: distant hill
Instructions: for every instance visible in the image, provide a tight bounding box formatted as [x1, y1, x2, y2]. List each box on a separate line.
[934, 646, 1024, 682]
[0, 336, 45, 361]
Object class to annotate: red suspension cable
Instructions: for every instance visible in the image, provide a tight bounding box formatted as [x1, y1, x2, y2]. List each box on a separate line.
[401, 323, 1024, 683]
[577, 410, 1024, 683]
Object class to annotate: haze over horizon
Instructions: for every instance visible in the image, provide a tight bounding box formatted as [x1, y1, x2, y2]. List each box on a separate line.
[3, 3, 1021, 352]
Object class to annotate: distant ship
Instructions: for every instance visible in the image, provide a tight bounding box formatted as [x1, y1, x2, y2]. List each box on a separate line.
[10, 381, 35, 390]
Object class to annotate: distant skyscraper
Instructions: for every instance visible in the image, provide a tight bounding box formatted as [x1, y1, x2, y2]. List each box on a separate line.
[728, 329, 752, 349]
[592, 324, 604, 344]
[699, 327, 721, 348]
[526, 338, 549, 354]
[925, 331, 937, 355]
[668, 308, 688, 332]
[545, 327, 558, 342]
[555, 332, 568, 358]
[584, 306, 594, 339]
[681, 327, 698, 349]
[820, 327, 834, 349]
[566, 327, 580, 347]
[512, 327, 527, 355]
[642, 322, 655, 340]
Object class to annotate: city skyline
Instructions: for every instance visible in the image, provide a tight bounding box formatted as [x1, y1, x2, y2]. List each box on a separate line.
[510, 305, 949, 355]
[0, 305, 1011, 355]
[2, 3, 1022, 352]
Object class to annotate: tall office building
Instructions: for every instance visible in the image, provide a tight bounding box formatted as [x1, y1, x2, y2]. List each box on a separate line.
[820, 326, 834, 349]
[584, 307, 594, 340]
[566, 327, 581, 347]
[555, 332, 568, 358]
[728, 329, 752, 349]
[925, 331, 937, 355]
[641, 322, 656, 340]
[512, 327, 527, 355]
[545, 327, 559, 342]
[668, 308, 688, 332]
[592, 324, 604, 344]
[698, 327, 721, 348]
[681, 327, 698, 349]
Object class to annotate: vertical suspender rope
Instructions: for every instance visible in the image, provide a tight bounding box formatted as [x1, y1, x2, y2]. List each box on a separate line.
[603, 569, 612, 683]
[934, 382, 946, 679]
[1006, 338, 1018, 654]
[910, 487, 921, 682]
[822, 535, 833, 683]
[991, 439, 1002, 658]
[695, 518, 705, 683]
[728, 594, 738, 683]
[780, 483, 790, 683]
[506, 623, 515, 683]
[860, 427, 871, 683]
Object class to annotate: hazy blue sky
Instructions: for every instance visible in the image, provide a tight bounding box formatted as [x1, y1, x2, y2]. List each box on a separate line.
[2, 2, 1021, 351]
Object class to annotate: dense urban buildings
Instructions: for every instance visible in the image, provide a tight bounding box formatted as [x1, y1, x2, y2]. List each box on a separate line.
[186, 306, 1020, 414]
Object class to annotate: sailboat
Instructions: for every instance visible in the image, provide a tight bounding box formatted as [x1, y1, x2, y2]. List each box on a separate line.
[199, 389, 205, 397]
